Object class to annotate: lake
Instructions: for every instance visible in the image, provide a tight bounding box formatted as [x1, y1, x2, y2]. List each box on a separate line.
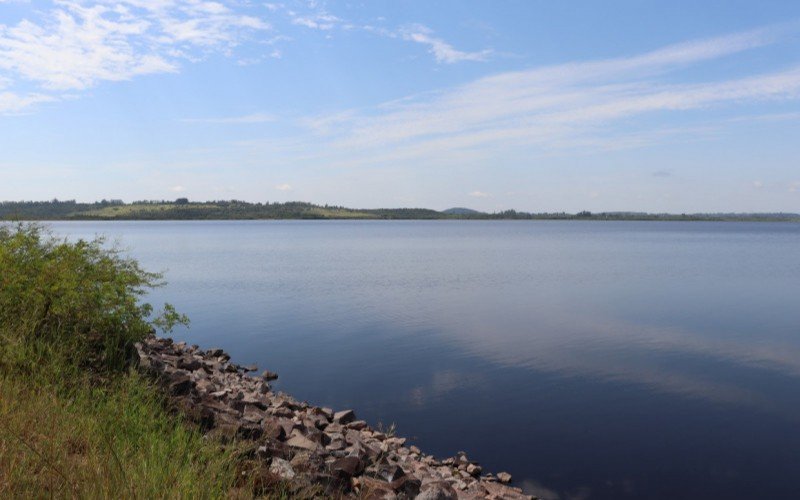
[47, 220, 800, 500]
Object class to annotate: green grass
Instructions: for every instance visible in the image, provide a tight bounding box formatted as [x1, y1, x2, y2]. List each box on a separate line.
[73, 203, 218, 219]
[0, 372, 243, 498]
[0, 223, 304, 498]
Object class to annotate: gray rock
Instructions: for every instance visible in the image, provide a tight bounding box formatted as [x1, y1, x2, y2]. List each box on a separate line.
[286, 433, 319, 451]
[334, 409, 356, 424]
[417, 481, 457, 500]
[331, 456, 364, 477]
[177, 356, 201, 371]
[269, 458, 296, 480]
[167, 373, 192, 396]
[497, 471, 512, 484]
[261, 370, 279, 381]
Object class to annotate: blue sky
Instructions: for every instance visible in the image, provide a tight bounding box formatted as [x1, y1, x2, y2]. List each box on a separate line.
[1, 0, 800, 212]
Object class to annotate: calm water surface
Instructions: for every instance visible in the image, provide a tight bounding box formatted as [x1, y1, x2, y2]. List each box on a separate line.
[49, 220, 800, 500]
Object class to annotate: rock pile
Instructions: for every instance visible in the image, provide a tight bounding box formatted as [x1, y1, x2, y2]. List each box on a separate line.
[135, 336, 534, 499]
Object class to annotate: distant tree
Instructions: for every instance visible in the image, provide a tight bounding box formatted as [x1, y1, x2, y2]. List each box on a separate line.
[175, 198, 189, 205]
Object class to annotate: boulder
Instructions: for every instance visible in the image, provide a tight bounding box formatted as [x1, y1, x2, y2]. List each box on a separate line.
[497, 472, 512, 484]
[167, 373, 193, 396]
[390, 475, 422, 497]
[286, 433, 319, 451]
[331, 456, 364, 478]
[269, 458, 296, 480]
[417, 481, 458, 500]
[334, 409, 356, 424]
[261, 370, 279, 381]
[177, 356, 202, 371]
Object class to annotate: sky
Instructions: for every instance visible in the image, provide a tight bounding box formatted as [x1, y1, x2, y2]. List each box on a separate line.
[1, 0, 800, 213]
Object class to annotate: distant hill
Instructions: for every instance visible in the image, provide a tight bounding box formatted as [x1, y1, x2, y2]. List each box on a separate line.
[442, 207, 484, 215]
[1, 199, 799, 222]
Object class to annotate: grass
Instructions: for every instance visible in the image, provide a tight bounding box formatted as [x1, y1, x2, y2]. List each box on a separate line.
[0, 223, 306, 498]
[0, 372, 242, 498]
[73, 203, 217, 219]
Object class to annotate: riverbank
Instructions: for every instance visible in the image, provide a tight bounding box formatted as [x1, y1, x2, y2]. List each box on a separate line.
[136, 335, 533, 499]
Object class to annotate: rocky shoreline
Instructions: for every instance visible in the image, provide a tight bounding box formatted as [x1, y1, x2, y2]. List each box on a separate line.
[135, 335, 534, 499]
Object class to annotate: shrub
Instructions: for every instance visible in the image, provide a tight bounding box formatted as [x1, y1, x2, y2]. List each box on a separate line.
[0, 222, 187, 377]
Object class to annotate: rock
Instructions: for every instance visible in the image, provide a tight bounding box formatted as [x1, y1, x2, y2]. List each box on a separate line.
[243, 364, 258, 372]
[135, 336, 528, 500]
[331, 456, 364, 477]
[269, 458, 296, 480]
[167, 373, 192, 396]
[356, 477, 397, 499]
[325, 422, 345, 434]
[348, 420, 368, 430]
[241, 395, 267, 410]
[177, 356, 201, 371]
[262, 420, 286, 441]
[334, 409, 356, 424]
[378, 464, 405, 482]
[261, 370, 279, 381]
[466, 463, 482, 477]
[209, 389, 229, 399]
[385, 436, 406, 447]
[417, 481, 458, 500]
[483, 481, 531, 499]
[242, 405, 266, 424]
[390, 475, 422, 497]
[286, 433, 319, 451]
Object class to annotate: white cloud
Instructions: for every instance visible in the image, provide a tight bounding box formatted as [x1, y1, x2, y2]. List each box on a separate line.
[469, 190, 489, 198]
[274, 183, 292, 191]
[400, 24, 491, 63]
[181, 112, 275, 124]
[273, 3, 491, 65]
[753, 180, 764, 189]
[291, 24, 800, 166]
[0, 0, 269, 110]
[291, 13, 340, 31]
[0, 91, 56, 113]
[170, 184, 185, 192]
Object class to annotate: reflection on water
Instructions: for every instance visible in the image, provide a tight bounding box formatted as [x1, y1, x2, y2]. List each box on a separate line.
[48, 220, 800, 500]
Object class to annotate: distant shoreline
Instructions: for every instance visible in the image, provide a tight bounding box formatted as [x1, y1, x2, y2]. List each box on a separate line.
[2, 199, 799, 222]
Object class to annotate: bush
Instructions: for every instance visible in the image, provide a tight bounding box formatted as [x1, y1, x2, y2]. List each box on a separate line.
[0, 222, 186, 376]
[0, 223, 251, 497]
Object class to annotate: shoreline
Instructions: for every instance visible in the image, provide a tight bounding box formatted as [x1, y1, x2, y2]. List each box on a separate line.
[135, 335, 534, 499]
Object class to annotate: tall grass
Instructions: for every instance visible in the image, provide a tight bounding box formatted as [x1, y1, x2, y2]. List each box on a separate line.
[0, 223, 262, 498]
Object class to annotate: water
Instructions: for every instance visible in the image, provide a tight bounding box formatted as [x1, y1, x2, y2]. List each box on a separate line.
[46, 220, 800, 499]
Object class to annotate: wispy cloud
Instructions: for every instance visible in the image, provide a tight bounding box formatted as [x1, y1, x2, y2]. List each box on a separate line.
[400, 24, 491, 63]
[271, 3, 490, 64]
[287, 24, 800, 166]
[181, 112, 275, 124]
[0, 91, 56, 114]
[274, 183, 292, 191]
[469, 190, 490, 198]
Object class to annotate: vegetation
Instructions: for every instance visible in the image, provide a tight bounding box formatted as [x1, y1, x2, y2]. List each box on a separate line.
[0, 223, 290, 498]
[2, 199, 798, 222]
